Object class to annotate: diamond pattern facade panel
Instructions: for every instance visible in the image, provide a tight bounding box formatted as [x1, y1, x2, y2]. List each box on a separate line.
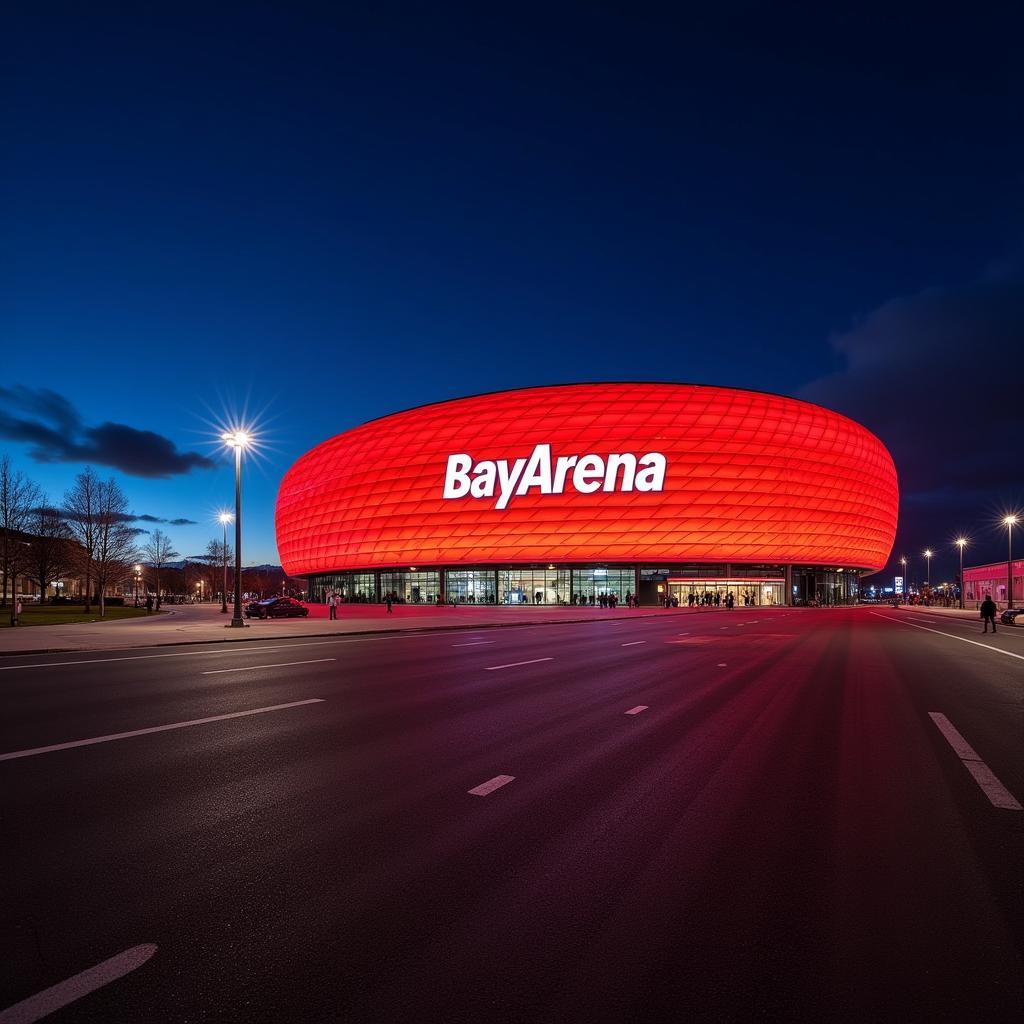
[276, 383, 899, 574]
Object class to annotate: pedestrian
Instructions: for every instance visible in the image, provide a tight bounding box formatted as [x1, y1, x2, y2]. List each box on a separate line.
[386, 592, 394, 614]
[145, 594, 153, 615]
[980, 593, 997, 633]
[328, 591, 337, 621]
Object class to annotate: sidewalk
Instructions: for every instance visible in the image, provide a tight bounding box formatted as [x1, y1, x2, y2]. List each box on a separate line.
[0, 601, 677, 656]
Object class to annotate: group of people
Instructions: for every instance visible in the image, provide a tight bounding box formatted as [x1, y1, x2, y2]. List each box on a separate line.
[684, 591, 751, 609]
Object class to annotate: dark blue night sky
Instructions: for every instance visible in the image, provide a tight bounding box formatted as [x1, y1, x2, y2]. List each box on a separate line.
[3, 3, 1022, 579]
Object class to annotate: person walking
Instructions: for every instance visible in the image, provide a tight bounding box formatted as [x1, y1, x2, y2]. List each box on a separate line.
[328, 591, 337, 621]
[980, 593, 998, 633]
[145, 593, 153, 615]
[385, 592, 394, 614]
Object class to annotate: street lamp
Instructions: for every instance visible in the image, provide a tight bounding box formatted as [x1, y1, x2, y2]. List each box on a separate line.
[924, 550, 932, 590]
[222, 430, 251, 628]
[900, 556, 907, 603]
[134, 563, 142, 606]
[1005, 515, 1018, 609]
[955, 538, 967, 610]
[218, 512, 232, 614]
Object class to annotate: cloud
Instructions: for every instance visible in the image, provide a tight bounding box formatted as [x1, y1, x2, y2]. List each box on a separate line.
[170, 517, 198, 525]
[800, 263, 1023, 570]
[0, 387, 216, 478]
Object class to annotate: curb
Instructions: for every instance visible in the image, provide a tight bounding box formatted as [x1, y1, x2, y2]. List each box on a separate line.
[0, 609, 678, 659]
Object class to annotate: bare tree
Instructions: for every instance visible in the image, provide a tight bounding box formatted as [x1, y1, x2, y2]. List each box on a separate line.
[63, 467, 102, 612]
[200, 538, 233, 602]
[140, 528, 179, 607]
[0, 455, 41, 608]
[93, 477, 138, 617]
[27, 504, 74, 602]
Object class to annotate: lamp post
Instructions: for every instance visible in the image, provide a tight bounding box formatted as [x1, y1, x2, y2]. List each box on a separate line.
[956, 538, 967, 610]
[924, 549, 932, 591]
[218, 512, 232, 614]
[1005, 515, 1018, 609]
[134, 564, 142, 607]
[222, 431, 251, 627]
[900, 556, 907, 603]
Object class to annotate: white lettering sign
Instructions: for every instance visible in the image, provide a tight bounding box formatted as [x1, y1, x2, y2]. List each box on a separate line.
[443, 444, 667, 509]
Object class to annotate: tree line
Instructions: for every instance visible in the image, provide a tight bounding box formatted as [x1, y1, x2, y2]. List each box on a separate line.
[0, 456, 247, 616]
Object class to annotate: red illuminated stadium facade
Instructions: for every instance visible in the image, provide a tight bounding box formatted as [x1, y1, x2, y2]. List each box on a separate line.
[276, 383, 899, 607]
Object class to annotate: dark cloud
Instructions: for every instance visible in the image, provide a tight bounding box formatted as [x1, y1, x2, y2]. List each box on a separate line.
[801, 265, 1023, 576]
[0, 387, 215, 478]
[170, 517, 198, 525]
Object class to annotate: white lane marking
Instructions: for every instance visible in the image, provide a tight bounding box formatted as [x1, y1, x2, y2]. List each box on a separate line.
[484, 658, 553, 671]
[677, 632, 689, 635]
[717, 663, 728, 667]
[624, 705, 648, 715]
[928, 713, 1022, 811]
[468, 774, 515, 796]
[0, 943, 157, 1024]
[871, 613, 1024, 662]
[202, 658, 335, 675]
[621, 641, 646, 647]
[451, 641, 495, 647]
[0, 699, 325, 762]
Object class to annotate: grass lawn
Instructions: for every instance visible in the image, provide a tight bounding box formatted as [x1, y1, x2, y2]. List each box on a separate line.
[0, 604, 161, 627]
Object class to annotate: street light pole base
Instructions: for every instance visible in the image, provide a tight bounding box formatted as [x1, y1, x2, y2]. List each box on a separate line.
[227, 619, 248, 628]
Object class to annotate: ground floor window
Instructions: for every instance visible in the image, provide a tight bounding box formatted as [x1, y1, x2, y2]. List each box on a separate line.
[498, 568, 571, 604]
[571, 568, 635, 605]
[445, 570, 497, 603]
[309, 572, 376, 603]
[380, 570, 440, 604]
[667, 578, 785, 607]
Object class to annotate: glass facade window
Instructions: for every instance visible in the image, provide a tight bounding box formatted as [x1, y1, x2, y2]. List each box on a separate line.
[380, 570, 440, 604]
[445, 570, 497, 604]
[668, 578, 785, 607]
[309, 572, 376, 603]
[570, 568, 635, 605]
[498, 568, 571, 605]
[791, 568, 859, 606]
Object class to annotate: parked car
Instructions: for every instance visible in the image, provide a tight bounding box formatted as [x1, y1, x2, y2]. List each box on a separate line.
[245, 597, 310, 619]
[999, 607, 1022, 626]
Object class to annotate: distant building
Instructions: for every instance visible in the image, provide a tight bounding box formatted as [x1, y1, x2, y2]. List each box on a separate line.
[963, 559, 1024, 607]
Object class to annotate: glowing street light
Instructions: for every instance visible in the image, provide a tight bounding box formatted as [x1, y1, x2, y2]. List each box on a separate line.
[900, 555, 907, 602]
[955, 538, 967, 610]
[134, 563, 142, 606]
[924, 549, 932, 590]
[1005, 515, 1018, 609]
[222, 430, 251, 628]
[218, 512, 233, 614]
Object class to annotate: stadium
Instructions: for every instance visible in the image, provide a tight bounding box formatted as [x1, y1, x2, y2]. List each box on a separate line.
[276, 383, 899, 607]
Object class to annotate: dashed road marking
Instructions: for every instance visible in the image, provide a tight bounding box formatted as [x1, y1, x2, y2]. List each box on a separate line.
[468, 774, 515, 796]
[0, 699, 325, 762]
[202, 658, 335, 675]
[717, 662, 728, 667]
[484, 658, 553, 671]
[624, 705, 648, 715]
[451, 641, 495, 647]
[928, 713, 1022, 810]
[621, 641, 646, 647]
[0, 944, 157, 1024]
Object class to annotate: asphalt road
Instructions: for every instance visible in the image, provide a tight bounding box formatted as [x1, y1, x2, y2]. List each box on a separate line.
[1, 607, 1022, 1023]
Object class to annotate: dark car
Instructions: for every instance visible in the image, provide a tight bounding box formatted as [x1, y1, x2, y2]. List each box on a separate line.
[1000, 607, 1022, 626]
[245, 597, 309, 619]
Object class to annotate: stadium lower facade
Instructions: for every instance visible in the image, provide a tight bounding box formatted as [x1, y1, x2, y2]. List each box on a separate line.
[276, 383, 899, 608]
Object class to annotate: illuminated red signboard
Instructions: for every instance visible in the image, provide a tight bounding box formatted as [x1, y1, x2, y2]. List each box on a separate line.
[276, 383, 899, 574]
